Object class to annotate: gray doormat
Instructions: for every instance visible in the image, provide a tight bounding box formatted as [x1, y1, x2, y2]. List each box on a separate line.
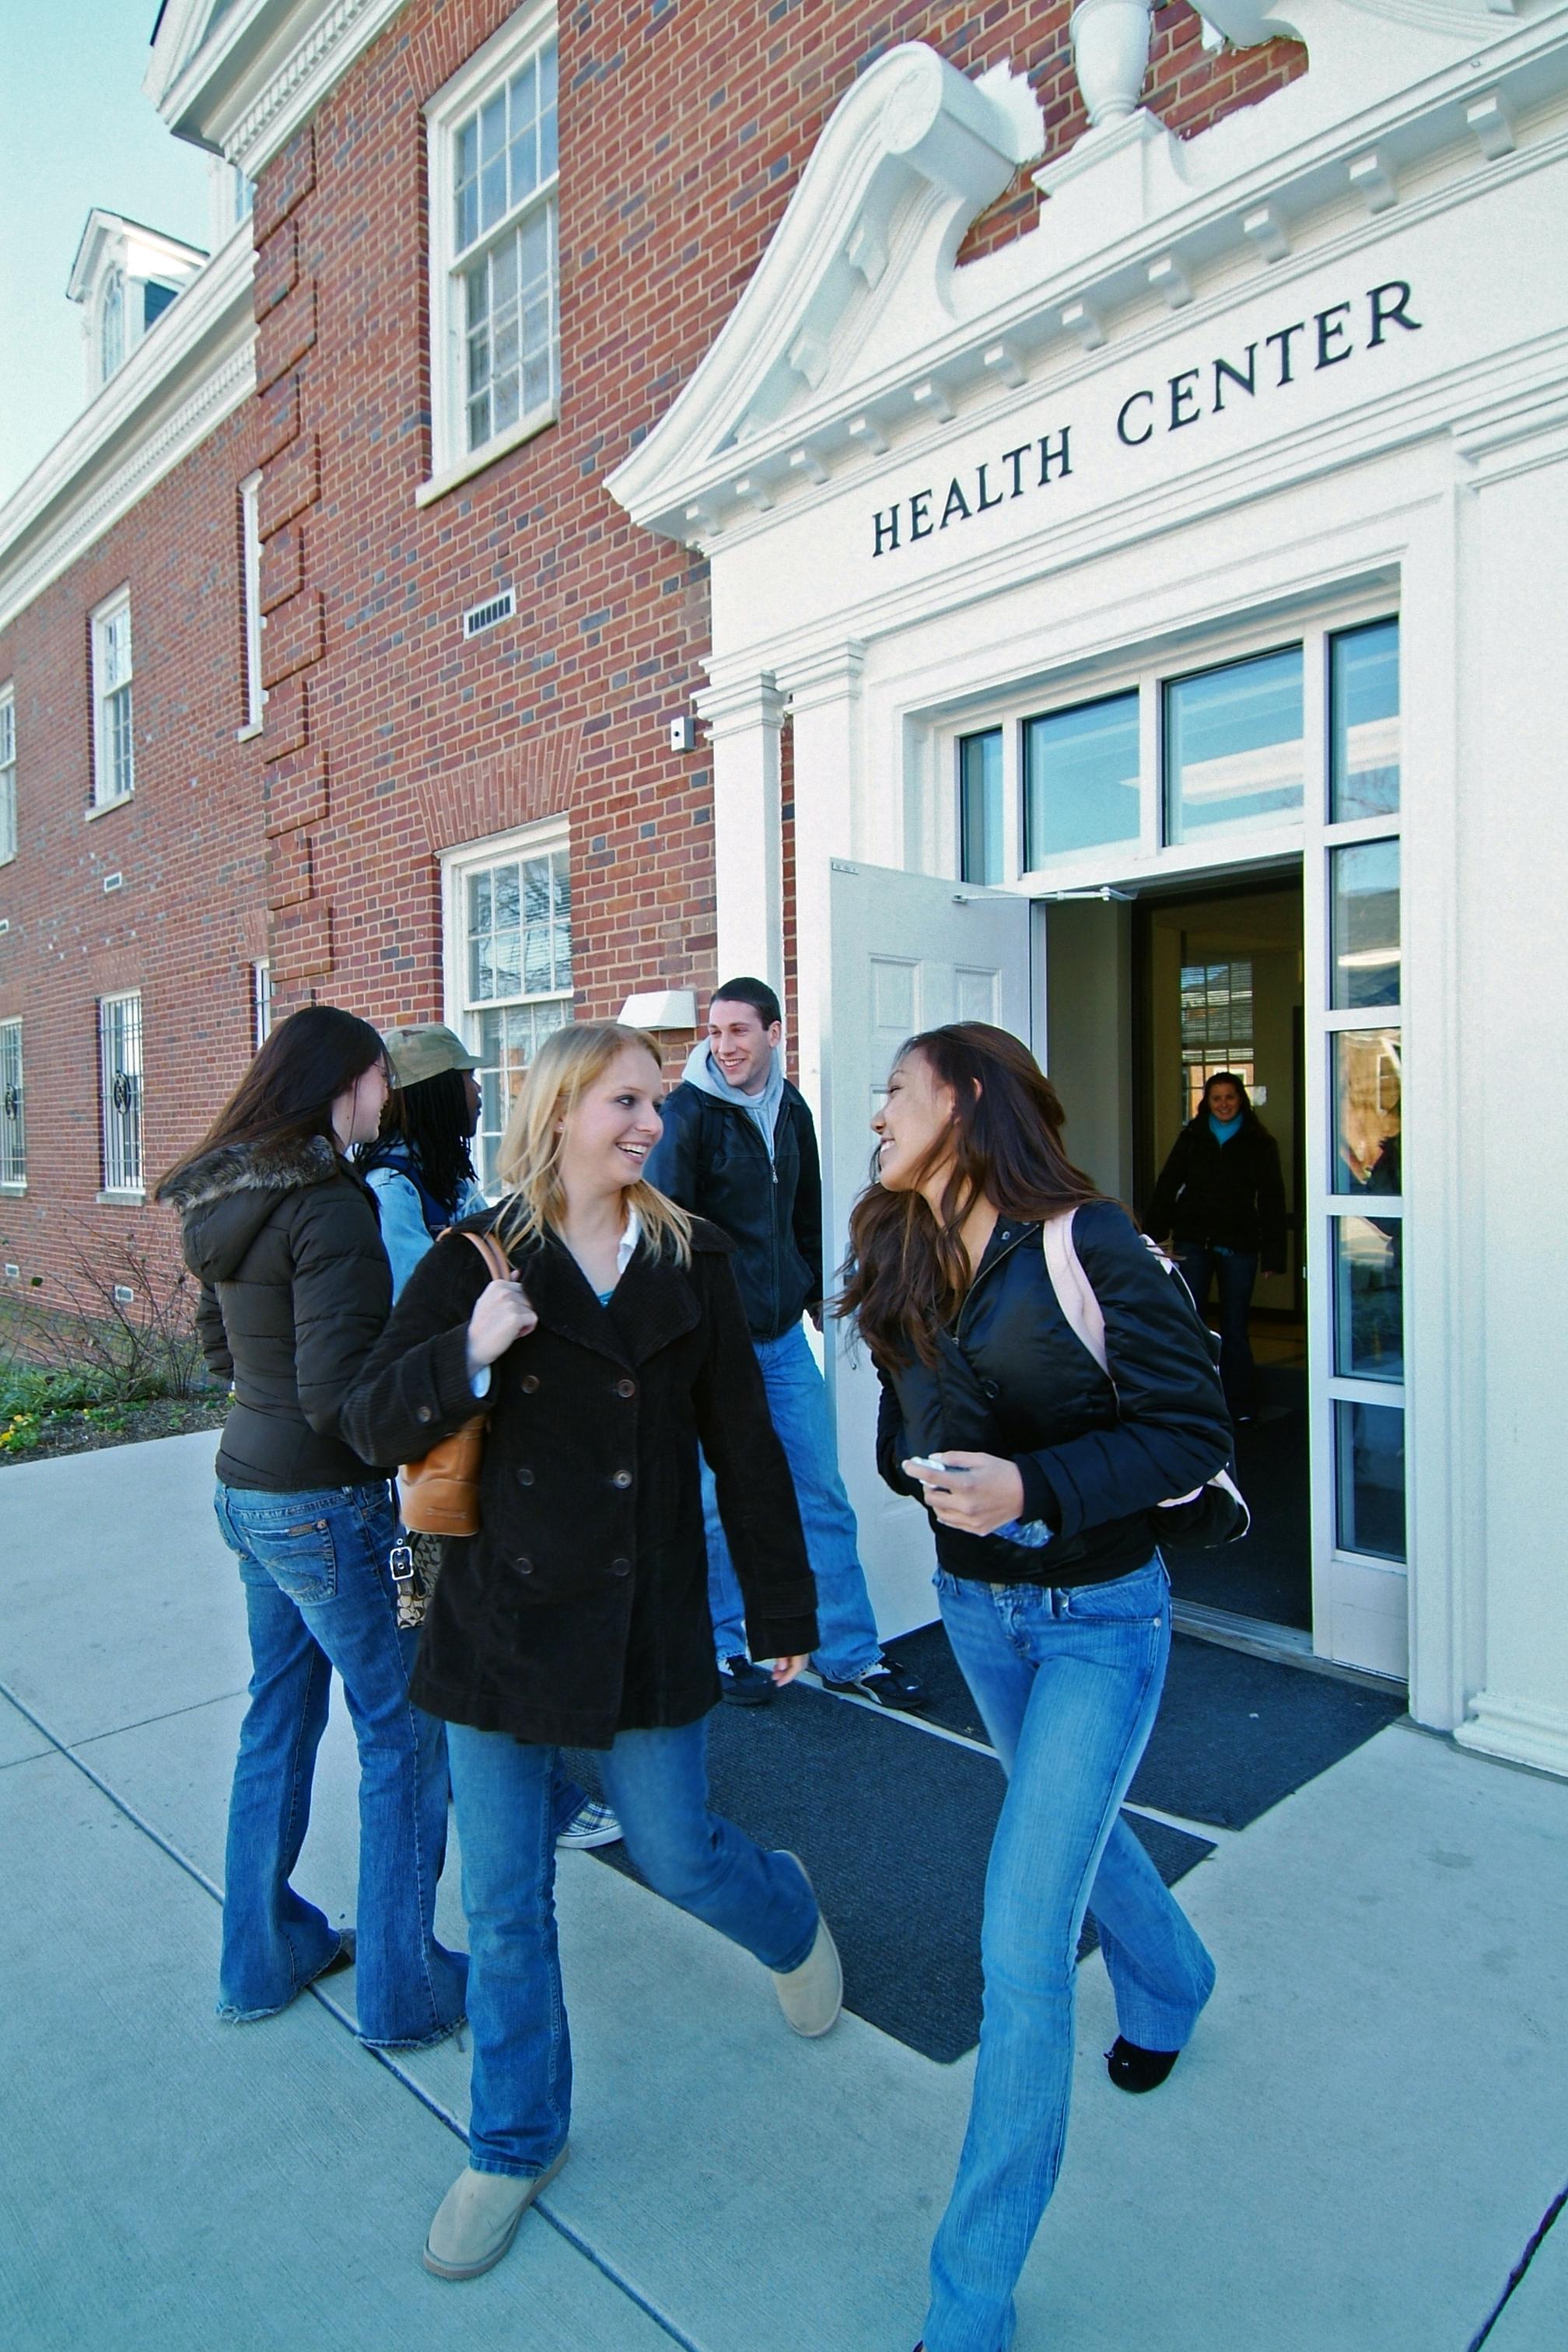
[890, 1618, 1407, 1830]
[566, 1682, 1212, 2064]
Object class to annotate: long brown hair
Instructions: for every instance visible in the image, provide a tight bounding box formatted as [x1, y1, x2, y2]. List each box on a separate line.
[837, 1023, 1100, 1367]
[157, 1005, 386, 1197]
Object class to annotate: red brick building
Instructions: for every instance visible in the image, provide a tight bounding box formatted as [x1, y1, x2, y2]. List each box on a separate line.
[0, 0, 1300, 1279]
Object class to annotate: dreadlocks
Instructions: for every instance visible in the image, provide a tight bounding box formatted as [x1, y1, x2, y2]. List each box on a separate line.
[370, 1066, 478, 1216]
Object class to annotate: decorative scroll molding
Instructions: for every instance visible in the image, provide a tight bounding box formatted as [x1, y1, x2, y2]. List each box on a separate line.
[228, 0, 406, 174]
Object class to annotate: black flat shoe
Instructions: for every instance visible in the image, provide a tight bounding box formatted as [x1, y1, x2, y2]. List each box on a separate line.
[1107, 2035, 1180, 2092]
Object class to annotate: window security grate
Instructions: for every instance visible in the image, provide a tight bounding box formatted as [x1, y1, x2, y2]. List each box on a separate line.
[463, 590, 516, 639]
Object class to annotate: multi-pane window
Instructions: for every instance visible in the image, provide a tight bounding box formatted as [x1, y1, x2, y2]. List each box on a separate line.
[432, 25, 559, 472]
[0, 1021, 23, 1188]
[240, 474, 264, 733]
[958, 730, 1003, 885]
[446, 831, 572, 1191]
[1179, 958, 1255, 1120]
[1325, 616, 1404, 1561]
[92, 593, 135, 807]
[0, 685, 15, 865]
[100, 269, 125, 384]
[99, 991, 143, 1195]
[252, 959, 272, 1050]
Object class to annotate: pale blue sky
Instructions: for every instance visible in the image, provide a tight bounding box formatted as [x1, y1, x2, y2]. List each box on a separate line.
[0, 5, 212, 507]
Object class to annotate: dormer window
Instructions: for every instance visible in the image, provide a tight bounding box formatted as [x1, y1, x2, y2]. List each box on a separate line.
[100, 271, 125, 384]
[68, 210, 206, 401]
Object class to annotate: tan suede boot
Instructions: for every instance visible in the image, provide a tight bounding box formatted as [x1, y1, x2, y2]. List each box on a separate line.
[422, 2147, 567, 2280]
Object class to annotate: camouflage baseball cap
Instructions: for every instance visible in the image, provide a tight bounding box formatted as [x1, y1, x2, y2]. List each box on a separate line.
[380, 1024, 479, 1087]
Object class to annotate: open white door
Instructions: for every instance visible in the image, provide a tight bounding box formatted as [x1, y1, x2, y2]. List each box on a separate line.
[823, 859, 1032, 1640]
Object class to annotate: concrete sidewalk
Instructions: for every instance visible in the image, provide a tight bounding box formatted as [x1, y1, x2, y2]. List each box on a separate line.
[2, 1430, 1564, 2352]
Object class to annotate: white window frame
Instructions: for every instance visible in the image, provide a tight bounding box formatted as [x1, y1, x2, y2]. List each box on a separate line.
[0, 1019, 23, 1192]
[0, 683, 15, 866]
[98, 989, 144, 1201]
[440, 817, 572, 1192]
[420, 2, 559, 506]
[239, 474, 265, 739]
[89, 589, 135, 813]
[252, 957, 272, 1048]
[100, 267, 125, 386]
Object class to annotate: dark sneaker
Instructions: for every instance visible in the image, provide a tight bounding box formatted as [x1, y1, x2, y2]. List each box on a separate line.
[718, 1654, 775, 1706]
[821, 1657, 929, 1712]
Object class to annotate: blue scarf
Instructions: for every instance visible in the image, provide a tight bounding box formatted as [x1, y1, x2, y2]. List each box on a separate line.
[1209, 1113, 1243, 1146]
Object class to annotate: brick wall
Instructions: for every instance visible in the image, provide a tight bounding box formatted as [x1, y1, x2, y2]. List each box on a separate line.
[0, 405, 267, 1303]
[0, 0, 1304, 1300]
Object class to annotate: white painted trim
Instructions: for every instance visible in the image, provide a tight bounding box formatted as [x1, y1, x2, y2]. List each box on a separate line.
[240, 471, 265, 733]
[149, 0, 410, 177]
[414, 409, 558, 509]
[1455, 1691, 1568, 1782]
[0, 229, 256, 639]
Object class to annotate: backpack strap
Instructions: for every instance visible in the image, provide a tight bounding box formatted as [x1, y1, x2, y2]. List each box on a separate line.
[1041, 1208, 1108, 1377]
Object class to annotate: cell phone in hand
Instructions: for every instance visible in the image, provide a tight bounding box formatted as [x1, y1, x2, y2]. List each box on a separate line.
[905, 1454, 952, 1479]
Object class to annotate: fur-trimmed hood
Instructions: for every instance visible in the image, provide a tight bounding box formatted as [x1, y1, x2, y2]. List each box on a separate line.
[163, 1132, 361, 1286]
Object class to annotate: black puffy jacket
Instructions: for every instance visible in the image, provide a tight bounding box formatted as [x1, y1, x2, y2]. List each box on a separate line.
[162, 1133, 392, 1493]
[876, 1200, 1233, 1588]
[1146, 1115, 1288, 1269]
[643, 1080, 822, 1341]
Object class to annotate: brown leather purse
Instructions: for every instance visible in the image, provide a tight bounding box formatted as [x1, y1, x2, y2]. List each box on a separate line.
[397, 1228, 513, 1538]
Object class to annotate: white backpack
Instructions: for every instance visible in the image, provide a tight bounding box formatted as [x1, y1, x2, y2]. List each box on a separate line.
[1041, 1209, 1251, 1542]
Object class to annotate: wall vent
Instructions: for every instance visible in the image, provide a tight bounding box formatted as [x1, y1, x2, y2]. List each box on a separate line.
[3, 1265, 19, 1281]
[103, 873, 124, 894]
[113, 1284, 135, 1305]
[0, 919, 9, 935]
[463, 589, 516, 639]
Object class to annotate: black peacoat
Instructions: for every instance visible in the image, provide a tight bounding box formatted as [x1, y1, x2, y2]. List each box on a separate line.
[338, 1213, 818, 1749]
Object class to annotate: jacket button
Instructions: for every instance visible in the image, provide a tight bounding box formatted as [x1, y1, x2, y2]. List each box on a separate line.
[615, 1377, 635, 1398]
[520, 1373, 541, 1394]
[516, 1466, 534, 1487]
[611, 1557, 632, 1577]
[516, 1556, 534, 1576]
[982, 1378, 1000, 1399]
[415, 1404, 434, 1423]
[611, 1469, 632, 1489]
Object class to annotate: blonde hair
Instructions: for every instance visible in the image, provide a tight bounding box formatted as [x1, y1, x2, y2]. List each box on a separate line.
[495, 1020, 692, 1266]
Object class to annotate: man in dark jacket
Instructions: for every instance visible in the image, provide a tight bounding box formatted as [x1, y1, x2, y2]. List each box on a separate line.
[646, 978, 926, 1711]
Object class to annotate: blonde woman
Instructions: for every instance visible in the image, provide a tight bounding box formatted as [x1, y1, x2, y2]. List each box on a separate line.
[341, 1020, 840, 2282]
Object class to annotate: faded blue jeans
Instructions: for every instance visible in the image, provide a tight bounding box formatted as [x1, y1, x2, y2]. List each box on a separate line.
[1172, 1244, 1259, 1418]
[214, 1481, 468, 2049]
[446, 1714, 819, 2176]
[924, 1557, 1216, 2352]
[702, 1319, 881, 1682]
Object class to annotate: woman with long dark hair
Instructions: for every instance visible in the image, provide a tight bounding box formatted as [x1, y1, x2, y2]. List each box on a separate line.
[341, 1020, 838, 2284]
[1146, 1069, 1287, 1423]
[839, 1022, 1230, 2352]
[157, 1005, 467, 2049]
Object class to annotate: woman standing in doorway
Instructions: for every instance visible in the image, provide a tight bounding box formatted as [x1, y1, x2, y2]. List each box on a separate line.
[158, 1006, 467, 2049]
[341, 1020, 840, 2284]
[1146, 1069, 1286, 1423]
[840, 1022, 1230, 2352]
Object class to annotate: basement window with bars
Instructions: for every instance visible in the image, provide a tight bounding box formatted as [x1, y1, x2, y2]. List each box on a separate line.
[443, 822, 572, 1193]
[426, 5, 558, 485]
[0, 1020, 23, 1188]
[99, 991, 143, 1196]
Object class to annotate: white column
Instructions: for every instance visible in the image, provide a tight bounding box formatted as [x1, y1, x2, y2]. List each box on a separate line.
[694, 669, 786, 993]
[773, 641, 866, 1129]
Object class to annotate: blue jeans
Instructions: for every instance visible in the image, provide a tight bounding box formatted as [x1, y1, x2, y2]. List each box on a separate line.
[702, 1319, 881, 1681]
[446, 1714, 818, 2176]
[213, 1482, 468, 2049]
[925, 1559, 1216, 2352]
[1172, 1244, 1258, 1417]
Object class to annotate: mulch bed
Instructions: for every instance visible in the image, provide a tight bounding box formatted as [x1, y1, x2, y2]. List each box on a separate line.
[0, 1396, 229, 1467]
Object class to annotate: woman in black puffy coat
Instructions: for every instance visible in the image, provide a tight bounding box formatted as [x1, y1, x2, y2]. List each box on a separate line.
[1146, 1070, 1286, 1422]
[839, 1022, 1230, 2352]
[158, 1005, 466, 2052]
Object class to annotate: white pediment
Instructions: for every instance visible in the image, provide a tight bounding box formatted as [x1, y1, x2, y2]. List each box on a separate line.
[608, 4, 1568, 547]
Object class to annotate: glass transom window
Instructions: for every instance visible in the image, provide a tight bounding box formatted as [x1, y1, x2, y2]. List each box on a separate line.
[1164, 646, 1304, 844]
[1025, 691, 1140, 863]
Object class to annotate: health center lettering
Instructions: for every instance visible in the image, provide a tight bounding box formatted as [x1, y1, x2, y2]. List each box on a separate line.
[870, 280, 1422, 560]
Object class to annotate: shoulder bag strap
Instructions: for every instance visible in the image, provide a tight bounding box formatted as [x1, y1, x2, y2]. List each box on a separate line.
[1041, 1208, 1108, 1377]
[434, 1225, 512, 1284]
